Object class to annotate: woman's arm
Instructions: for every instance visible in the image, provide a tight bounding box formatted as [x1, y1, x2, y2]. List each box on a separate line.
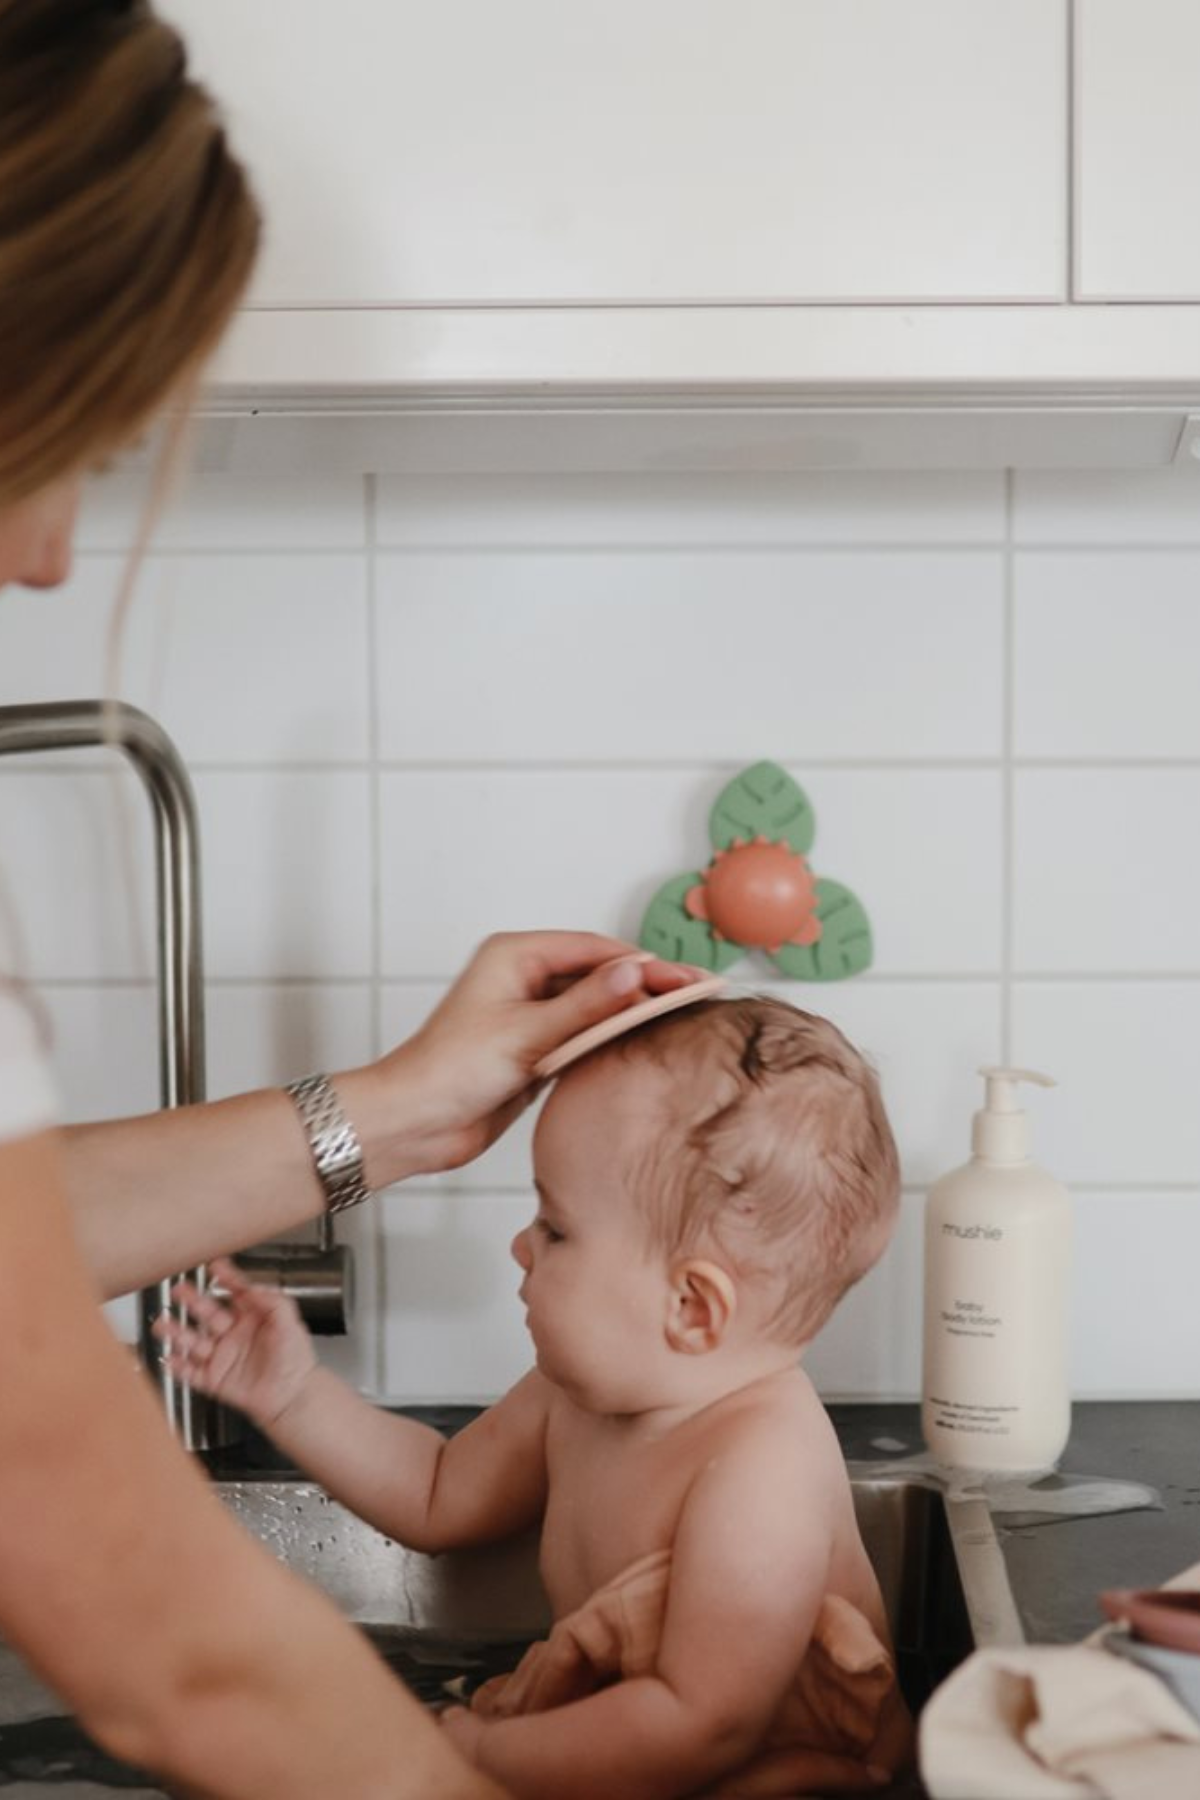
[0, 1132, 508, 1800]
[64, 931, 693, 1297]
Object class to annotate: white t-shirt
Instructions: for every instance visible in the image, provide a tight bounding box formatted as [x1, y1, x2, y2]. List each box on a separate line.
[0, 987, 59, 1144]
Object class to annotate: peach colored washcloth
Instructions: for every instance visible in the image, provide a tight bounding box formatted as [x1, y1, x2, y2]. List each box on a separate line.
[919, 1560, 1200, 1800]
[470, 1547, 915, 1795]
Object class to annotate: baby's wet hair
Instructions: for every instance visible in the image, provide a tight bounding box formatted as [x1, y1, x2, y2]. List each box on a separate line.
[613, 996, 900, 1346]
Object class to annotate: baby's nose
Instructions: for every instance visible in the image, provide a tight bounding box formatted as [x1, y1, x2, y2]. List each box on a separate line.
[510, 1226, 533, 1272]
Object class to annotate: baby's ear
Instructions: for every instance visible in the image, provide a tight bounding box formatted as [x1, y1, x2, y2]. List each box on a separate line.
[665, 1258, 737, 1354]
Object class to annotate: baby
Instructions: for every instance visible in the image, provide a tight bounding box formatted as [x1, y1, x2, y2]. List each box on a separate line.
[157, 996, 913, 1799]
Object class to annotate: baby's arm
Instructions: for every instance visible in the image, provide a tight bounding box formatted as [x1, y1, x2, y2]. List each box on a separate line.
[449, 1416, 883, 1800]
[156, 1259, 551, 1553]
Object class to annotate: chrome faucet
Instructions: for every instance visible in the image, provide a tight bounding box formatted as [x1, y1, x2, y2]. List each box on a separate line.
[0, 700, 351, 1449]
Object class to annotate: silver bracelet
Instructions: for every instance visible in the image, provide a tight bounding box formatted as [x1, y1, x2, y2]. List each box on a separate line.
[284, 1073, 372, 1215]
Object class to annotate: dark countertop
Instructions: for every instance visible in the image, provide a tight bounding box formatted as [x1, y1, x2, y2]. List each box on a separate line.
[2, 1400, 1196, 1791]
[828, 1400, 1200, 1646]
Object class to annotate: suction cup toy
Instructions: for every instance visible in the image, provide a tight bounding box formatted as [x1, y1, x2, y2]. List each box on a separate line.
[638, 761, 872, 982]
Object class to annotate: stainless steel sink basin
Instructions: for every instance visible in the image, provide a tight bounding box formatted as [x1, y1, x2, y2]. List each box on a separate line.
[216, 1462, 1018, 1713]
[219, 1480, 548, 1638]
[0, 1457, 1023, 1794]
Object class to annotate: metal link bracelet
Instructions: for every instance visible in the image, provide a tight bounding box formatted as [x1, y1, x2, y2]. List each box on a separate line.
[284, 1072, 372, 1215]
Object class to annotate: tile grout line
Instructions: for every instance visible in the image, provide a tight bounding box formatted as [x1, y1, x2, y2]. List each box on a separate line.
[77, 539, 1200, 555]
[1001, 470, 1016, 1063]
[1067, 0, 1078, 303]
[76, 540, 1013, 559]
[18, 755, 1200, 775]
[364, 472, 387, 1399]
[33, 969, 1200, 988]
[19, 759, 1200, 778]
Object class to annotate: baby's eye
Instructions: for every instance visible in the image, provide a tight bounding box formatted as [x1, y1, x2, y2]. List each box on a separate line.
[535, 1218, 565, 1245]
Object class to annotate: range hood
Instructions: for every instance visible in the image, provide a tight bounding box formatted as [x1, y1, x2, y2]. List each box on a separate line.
[197, 305, 1200, 473]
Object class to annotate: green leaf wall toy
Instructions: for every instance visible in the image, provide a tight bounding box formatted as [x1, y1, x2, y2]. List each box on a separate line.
[639, 761, 873, 982]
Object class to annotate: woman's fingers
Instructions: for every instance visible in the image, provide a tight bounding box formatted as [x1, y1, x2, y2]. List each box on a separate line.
[535, 942, 700, 1000]
[523, 954, 707, 1055]
[476, 931, 636, 999]
[474, 931, 699, 1004]
[360, 930, 708, 1182]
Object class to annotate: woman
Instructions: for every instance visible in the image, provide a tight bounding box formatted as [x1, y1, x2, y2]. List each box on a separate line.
[0, 4, 689, 1794]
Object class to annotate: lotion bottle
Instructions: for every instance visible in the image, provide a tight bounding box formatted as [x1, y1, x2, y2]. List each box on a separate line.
[922, 1067, 1072, 1474]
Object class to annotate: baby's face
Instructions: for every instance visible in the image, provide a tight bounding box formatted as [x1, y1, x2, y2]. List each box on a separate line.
[512, 1053, 673, 1414]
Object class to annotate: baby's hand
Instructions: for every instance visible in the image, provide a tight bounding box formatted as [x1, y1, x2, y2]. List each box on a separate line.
[152, 1256, 317, 1426]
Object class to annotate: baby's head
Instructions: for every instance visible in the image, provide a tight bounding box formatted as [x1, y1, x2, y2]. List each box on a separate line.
[622, 995, 898, 1346]
[529, 995, 899, 1363]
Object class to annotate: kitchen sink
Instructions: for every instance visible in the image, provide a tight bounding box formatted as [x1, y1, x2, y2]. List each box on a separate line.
[0, 1462, 1017, 1793]
[216, 1462, 1010, 1715]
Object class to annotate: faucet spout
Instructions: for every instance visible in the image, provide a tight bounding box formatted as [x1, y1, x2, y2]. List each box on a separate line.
[0, 699, 229, 1447]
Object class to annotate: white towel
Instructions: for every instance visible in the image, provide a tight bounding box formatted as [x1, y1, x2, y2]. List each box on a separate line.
[920, 1562, 1200, 1800]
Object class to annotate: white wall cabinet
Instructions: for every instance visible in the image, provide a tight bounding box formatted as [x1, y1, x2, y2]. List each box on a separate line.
[157, 0, 1200, 458]
[1074, 0, 1200, 301]
[165, 0, 1065, 308]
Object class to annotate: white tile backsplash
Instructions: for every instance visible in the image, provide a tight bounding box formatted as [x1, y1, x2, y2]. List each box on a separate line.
[1014, 467, 1200, 543]
[40, 979, 377, 1124]
[5, 465, 1198, 1403]
[193, 770, 374, 979]
[0, 556, 371, 764]
[782, 979, 1004, 1185]
[205, 982, 376, 1098]
[792, 770, 1005, 973]
[375, 550, 1003, 762]
[0, 765, 156, 979]
[378, 767, 1003, 978]
[39, 984, 160, 1121]
[1015, 552, 1200, 758]
[380, 1189, 533, 1403]
[376, 472, 1006, 548]
[78, 468, 367, 551]
[804, 1193, 924, 1401]
[377, 769, 709, 973]
[1069, 1192, 1200, 1399]
[1011, 982, 1200, 1186]
[1014, 769, 1200, 971]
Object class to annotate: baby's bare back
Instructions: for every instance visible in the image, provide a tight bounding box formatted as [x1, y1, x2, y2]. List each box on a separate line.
[539, 1366, 888, 1645]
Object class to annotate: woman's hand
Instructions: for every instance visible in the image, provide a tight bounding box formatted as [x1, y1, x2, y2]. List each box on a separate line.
[64, 930, 702, 1301]
[342, 931, 699, 1185]
[152, 1256, 317, 1427]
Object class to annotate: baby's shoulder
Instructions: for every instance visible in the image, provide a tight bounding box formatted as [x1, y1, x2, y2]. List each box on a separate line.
[730, 1362, 826, 1426]
[705, 1369, 843, 1479]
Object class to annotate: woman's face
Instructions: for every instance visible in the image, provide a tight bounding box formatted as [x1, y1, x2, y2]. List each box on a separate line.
[0, 476, 83, 591]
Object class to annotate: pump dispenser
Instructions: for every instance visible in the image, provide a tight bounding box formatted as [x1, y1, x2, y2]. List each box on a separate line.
[921, 1066, 1072, 1474]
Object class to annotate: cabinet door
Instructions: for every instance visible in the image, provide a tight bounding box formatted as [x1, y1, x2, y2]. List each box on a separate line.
[163, 0, 1065, 307]
[1075, 0, 1200, 299]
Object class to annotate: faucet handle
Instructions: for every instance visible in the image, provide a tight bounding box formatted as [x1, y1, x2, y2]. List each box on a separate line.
[218, 1243, 355, 1337]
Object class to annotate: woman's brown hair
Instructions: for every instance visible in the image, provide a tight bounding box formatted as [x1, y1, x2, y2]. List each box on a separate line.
[0, 0, 260, 503]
